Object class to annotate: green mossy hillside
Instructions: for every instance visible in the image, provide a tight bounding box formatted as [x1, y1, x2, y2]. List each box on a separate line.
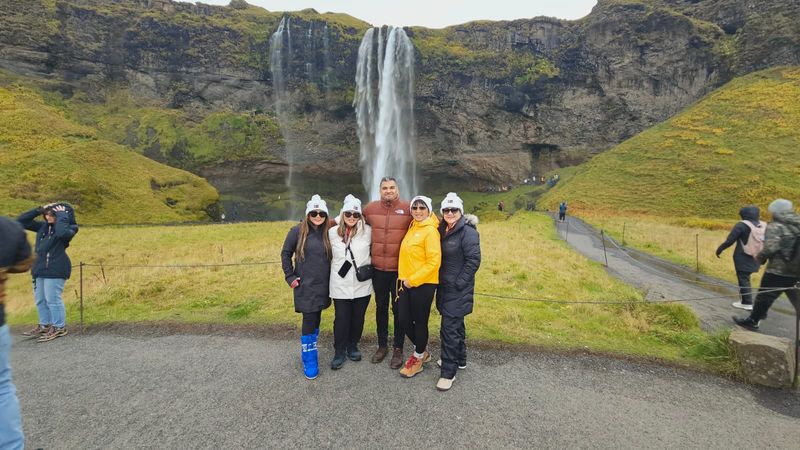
[540, 67, 800, 219]
[0, 83, 219, 224]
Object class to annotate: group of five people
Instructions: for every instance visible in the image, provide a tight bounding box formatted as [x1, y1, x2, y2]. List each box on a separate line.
[280, 177, 481, 391]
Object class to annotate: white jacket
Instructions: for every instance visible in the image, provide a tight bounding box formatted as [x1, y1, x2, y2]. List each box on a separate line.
[329, 222, 373, 300]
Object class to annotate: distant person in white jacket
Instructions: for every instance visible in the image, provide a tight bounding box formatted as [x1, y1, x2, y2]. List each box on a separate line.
[328, 195, 373, 370]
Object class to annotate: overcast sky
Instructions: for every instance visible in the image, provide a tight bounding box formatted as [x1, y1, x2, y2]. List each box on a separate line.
[185, 1, 599, 28]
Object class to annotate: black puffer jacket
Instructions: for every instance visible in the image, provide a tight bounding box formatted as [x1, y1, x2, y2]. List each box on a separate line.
[17, 206, 79, 280]
[281, 223, 332, 314]
[436, 214, 481, 318]
[716, 206, 762, 273]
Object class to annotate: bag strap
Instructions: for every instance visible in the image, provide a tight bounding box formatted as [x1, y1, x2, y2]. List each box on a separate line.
[346, 245, 359, 268]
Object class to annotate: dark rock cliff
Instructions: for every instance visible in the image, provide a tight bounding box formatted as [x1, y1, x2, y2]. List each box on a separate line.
[0, 0, 797, 189]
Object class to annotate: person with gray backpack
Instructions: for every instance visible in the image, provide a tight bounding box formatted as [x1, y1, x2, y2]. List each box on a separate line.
[733, 199, 800, 331]
[716, 206, 765, 311]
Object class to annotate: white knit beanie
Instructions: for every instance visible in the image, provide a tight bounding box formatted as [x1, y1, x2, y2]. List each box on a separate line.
[340, 194, 362, 214]
[768, 198, 793, 214]
[305, 194, 329, 216]
[440, 192, 464, 214]
[410, 195, 433, 212]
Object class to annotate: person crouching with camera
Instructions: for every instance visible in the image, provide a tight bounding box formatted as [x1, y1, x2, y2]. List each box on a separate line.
[17, 203, 79, 342]
[328, 195, 373, 370]
[281, 195, 333, 380]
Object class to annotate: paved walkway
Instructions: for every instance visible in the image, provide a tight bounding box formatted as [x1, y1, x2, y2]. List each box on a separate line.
[10, 330, 800, 449]
[556, 216, 798, 340]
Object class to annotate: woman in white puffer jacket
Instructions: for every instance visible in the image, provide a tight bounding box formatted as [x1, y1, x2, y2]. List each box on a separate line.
[328, 194, 373, 370]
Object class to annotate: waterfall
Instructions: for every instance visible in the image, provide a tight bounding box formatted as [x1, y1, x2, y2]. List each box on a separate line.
[354, 27, 417, 201]
[305, 21, 314, 80]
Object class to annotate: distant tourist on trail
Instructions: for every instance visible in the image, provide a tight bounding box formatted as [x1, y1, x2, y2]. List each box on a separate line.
[396, 195, 441, 378]
[281, 194, 333, 380]
[328, 195, 372, 370]
[497, 201, 504, 212]
[558, 202, 568, 222]
[733, 199, 800, 331]
[362, 177, 412, 369]
[715, 206, 765, 311]
[435, 193, 481, 391]
[1, 217, 35, 449]
[17, 203, 78, 342]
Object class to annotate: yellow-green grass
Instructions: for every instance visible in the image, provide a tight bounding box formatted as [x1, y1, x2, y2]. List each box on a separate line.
[0, 82, 219, 224]
[540, 67, 800, 219]
[5, 212, 735, 374]
[580, 212, 763, 286]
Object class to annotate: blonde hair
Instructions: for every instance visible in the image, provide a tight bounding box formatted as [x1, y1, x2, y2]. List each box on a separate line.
[336, 212, 365, 241]
[296, 216, 332, 261]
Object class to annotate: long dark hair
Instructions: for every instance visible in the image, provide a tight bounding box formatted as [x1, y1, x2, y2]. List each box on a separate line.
[296, 215, 332, 261]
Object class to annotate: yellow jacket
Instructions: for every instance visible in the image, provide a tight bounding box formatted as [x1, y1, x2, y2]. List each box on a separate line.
[398, 214, 441, 287]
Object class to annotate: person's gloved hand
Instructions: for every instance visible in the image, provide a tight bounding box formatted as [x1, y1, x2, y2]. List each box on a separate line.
[290, 278, 301, 289]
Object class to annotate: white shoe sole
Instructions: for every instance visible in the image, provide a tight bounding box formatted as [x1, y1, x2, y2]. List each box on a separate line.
[732, 303, 753, 311]
[437, 359, 466, 369]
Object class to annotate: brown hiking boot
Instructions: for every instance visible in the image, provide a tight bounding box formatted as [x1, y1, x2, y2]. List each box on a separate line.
[399, 355, 423, 378]
[371, 346, 388, 364]
[22, 324, 48, 337]
[37, 327, 67, 343]
[389, 348, 404, 369]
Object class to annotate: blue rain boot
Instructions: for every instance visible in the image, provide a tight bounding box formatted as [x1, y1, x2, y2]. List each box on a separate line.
[301, 334, 319, 380]
[301, 333, 319, 380]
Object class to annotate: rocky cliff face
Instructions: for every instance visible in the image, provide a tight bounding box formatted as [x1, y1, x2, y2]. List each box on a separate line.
[0, 0, 797, 191]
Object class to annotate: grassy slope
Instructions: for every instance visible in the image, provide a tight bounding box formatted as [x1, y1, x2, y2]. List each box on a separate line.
[5, 213, 735, 374]
[0, 82, 219, 224]
[540, 67, 800, 219]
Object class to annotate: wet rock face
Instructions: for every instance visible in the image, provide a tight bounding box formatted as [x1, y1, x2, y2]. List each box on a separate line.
[0, 0, 798, 187]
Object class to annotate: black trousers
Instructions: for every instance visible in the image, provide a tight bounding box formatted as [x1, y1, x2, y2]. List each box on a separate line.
[440, 315, 467, 379]
[373, 269, 405, 348]
[735, 270, 754, 305]
[333, 296, 370, 353]
[396, 283, 437, 354]
[751, 272, 800, 321]
[301, 311, 321, 335]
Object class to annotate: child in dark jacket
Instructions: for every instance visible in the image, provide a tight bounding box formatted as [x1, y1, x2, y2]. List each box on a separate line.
[17, 203, 78, 342]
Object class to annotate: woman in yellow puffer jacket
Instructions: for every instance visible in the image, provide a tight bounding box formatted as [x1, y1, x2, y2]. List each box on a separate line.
[397, 195, 441, 378]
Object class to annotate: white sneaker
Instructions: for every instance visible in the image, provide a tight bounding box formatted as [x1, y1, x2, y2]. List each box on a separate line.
[436, 358, 467, 369]
[436, 376, 455, 391]
[732, 302, 753, 311]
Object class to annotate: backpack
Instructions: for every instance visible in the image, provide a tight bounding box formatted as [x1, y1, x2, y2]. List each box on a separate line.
[739, 220, 766, 257]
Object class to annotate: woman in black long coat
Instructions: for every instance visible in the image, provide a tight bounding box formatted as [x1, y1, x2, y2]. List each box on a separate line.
[435, 192, 481, 391]
[281, 194, 332, 380]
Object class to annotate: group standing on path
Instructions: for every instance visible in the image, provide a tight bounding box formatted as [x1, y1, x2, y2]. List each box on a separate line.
[281, 177, 481, 391]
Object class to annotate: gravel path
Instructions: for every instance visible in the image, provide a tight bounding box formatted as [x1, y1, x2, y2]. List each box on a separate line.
[556, 216, 798, 340]
[10, 329, 800, 449]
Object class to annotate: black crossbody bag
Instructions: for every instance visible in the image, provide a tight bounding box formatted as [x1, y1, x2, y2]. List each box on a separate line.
[346, 245, 374, 281]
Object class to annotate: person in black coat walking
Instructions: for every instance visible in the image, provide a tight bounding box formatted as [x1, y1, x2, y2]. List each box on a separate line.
[435, 193, 481, 391]
[17, 203, 78, 342]
[281, 195, 332, 380]
[716, 206, 764, 311]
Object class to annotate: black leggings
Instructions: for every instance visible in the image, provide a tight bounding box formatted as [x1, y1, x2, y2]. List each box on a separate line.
[301, 311, 322, 335]
[396, 283, 437, 354]
[736, 270, 754, 304]
[333, 296, 370, 353]
[751, 273, 800, 321]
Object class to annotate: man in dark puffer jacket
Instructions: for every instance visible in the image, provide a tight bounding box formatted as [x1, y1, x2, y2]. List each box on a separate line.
[435, 192, 481, 391]
[17, 203, 78, 342]
[716, 206, 764, 311]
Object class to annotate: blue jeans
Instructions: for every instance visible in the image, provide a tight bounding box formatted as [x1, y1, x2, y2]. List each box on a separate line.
[33, 278, 67, 328]
[0, 325, 24, 450]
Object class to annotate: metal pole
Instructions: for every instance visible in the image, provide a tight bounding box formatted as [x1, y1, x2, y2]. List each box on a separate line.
[695, 234, 700, 273]
[80, 262, 84, 335]
[565, 219, 569, 243]
[622, 223, 626, 246]
[601, 230, 609, 267]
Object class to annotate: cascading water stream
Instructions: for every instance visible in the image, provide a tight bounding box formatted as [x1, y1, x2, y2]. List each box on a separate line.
[354, 27, 417, 201]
